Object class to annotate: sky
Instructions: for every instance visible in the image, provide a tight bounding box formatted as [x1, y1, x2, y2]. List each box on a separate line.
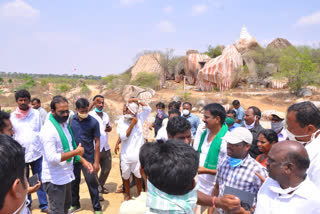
[0, 0, 320, 77]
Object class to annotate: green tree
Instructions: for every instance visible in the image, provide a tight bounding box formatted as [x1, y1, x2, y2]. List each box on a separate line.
[204, 45, 223, 58]
[275, 46, 319, 93]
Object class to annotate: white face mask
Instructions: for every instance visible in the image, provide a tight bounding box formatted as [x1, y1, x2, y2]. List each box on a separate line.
[269, 181, 303, 197]
[124, 114, 134, 121]
[13, 196, 28, 214]
[271, 121, 284, 133]
[182, 109, 190, 116]
[244, 116, 256, 129]
[286, 129, 320, 145]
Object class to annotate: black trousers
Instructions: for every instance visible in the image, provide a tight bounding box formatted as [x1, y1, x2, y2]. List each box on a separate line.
[71, 162, 101, 211]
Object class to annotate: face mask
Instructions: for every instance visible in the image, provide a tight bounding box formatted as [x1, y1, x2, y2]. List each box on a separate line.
[271, 121, 284, 133]
[124, 114, 134, 121]
[244, 116, 256, 129]
[13, 196, 28, 214]
[53, 114, 69, 123]
[269, 180, 303, 196]
[157, 109, 164, 118]
[95, 107, 103, 113]
[287, 129, 320, 145]
[225, 117, 235, 125]
[182, 109, 190, 116]
[78, 113, 88, 119]
[228, 157, 243, 168]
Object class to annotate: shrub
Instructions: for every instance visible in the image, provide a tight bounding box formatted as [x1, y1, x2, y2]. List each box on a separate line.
[80, 82, 90, 94]
[57, 83, 71, 93]
[41, 79, 48, 86]
[102, 69, 131, 92]
[130, 71, 159, 90]
[275, 46, 319, 94]
[15, 79, 36, 90]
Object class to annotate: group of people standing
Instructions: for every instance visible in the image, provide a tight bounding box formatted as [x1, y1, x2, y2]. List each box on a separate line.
[1, 90, 320, 214]
[0, 90, 113, 214]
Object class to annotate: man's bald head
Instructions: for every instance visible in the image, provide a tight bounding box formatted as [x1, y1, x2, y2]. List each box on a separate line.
[272, 141, 309, 171]
[267, 141, 310, 184]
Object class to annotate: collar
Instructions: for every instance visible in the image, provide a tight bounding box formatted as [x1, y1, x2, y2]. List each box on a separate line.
[229, 154, 252, 168]
[267, 176, 311, 200]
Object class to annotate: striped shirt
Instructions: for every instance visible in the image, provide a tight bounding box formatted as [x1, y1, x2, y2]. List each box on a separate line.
[146, 180, 197, 214]
[215, 155, 267, 213]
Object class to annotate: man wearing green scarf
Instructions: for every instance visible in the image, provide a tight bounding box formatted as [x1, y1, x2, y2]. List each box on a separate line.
[195, 103, 229, 214]
[40, 96, 93, 214]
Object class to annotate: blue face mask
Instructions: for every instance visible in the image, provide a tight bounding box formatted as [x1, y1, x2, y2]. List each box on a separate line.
[228, 157, 243, 168]
[95, 107, 103, 113]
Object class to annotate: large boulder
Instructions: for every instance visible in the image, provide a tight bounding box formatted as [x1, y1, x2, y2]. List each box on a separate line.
[174, 57, 186, 83]
[267, 38, 292, 50]
[130, 53, 166, 88]
[234, 26, 262, 54]
[297, 88, 312, 97]
[263, 77, 288, 89]
[122, 85, 156, 102]
[241, 52, 258, 83]
[184, 51, 211, 85]
[197, 45, 243, 91]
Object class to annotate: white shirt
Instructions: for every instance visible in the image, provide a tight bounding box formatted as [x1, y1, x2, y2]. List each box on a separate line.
[40, 120, 75, 185]
[305, 133, 320, 186]
[36, 106, 47, 125]
[117, 105, 151, 163]
[255, 177, 320, 214]
[118, 192, 149, 214]
[89, 111, 111, 151]
[197, 130, 227, 195]
[193, 122, 206, 150]
[156, 126, 168, 141]
[11, 108, 42, 163]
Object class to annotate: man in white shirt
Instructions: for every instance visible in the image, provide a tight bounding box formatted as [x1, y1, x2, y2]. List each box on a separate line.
[117, 98, 151, 200]
[194, 103, 229, 214]
[10, 89, 48, 212]
[31, 97, 47, 125]
[40, 96, 93, 214]
[155, 109, 180, 141]
[237, 141, 320, 214]
[88, 95, 112, 194]
[286, 101, 320, 186]
[166, 116, 192, 145]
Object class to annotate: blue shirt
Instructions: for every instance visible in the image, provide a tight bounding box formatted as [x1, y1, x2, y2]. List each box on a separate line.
[71, 114, 100, 162]
[235, 106, 245, 125]
[228, 123, 241, 132]
[182, 113, 200, 136]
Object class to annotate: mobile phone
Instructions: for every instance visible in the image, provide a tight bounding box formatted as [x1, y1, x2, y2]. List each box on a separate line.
[28, 173, 39, 187]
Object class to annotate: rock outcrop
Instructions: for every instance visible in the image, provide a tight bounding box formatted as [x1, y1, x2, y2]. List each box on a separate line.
[122, 85, 156, 102]
[197, 45, 243, 91]
[184, 51, 210, 85]
[235, 26, 261, 54]
[267, 38, 292, 49]
[130, 53, 166, 88]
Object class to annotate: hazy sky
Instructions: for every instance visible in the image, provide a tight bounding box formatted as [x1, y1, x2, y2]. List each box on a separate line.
[0, 0, 319, 76]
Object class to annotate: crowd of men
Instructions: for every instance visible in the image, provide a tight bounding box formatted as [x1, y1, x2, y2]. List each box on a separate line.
[1, 90, 320, 214]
